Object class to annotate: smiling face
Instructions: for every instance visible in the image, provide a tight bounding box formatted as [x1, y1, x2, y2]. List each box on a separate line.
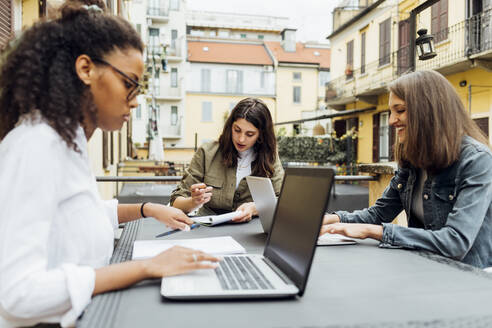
[388, 92, 408, 144]
[231, 118, 260, 152]
[89, 48, 144, 132]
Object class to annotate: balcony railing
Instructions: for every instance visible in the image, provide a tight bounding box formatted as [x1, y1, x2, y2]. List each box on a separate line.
[161, 120, 182, 138]
[147, 7, 168, 17]
[167, 38, 182, 58]
[466, 8, 492, 56]
[326, 12, 492, 105]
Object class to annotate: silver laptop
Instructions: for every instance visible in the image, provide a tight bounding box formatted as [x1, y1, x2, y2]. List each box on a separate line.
[247, 175, 356, 246]
[246, 175, 277, 233]
[161, 167, 334, 299]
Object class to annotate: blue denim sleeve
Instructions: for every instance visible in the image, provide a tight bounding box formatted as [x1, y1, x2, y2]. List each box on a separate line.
[382, 148, 492, 261]
[335, 173, 405, 225]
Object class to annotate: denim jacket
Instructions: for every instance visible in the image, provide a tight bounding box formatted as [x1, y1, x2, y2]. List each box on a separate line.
[336, 136, 492, 268]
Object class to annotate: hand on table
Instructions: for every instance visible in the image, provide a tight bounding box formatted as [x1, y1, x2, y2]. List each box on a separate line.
[145, 203, 194, 231]
[231, 202, 257, 223]
[320, 222, 383, 240]
[143, 246, 220, 278]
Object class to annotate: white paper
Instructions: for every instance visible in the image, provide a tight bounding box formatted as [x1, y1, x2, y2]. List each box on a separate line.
[193, 211, 242, 226]
[317, 233, 357, 246]
[132, 236, 246, 260]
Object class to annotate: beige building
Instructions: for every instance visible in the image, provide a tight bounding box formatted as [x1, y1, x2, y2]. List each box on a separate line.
[265, 32, 331, 136]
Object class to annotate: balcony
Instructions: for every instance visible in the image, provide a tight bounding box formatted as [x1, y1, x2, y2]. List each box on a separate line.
[160, 119, 182, 139]
[149, 84, 182, 101]
[167, 38, 183, 61]
[326, 11, 492, 109]
[147, 7, 169, 23]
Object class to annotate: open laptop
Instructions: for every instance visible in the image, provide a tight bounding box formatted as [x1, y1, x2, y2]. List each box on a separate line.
[161, 167, 334, 299]
[246, 175, 277, 233]
[247, 175, 356, 246]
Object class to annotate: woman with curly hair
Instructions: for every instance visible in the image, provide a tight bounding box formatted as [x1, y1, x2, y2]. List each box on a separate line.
[0, 1, 218, 326]
[170, 98, 284, 222]
[321, 70, 492, 269]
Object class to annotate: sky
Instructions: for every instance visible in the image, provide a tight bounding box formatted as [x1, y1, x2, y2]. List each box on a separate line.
[186, 0, 339, 44]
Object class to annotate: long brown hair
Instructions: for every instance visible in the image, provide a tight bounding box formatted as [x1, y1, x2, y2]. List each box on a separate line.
[218, 98, 277, 177]
[388, 70, 489, 172]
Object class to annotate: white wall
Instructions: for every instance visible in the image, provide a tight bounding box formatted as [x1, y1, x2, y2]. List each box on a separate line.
[187, 62, 276, 96]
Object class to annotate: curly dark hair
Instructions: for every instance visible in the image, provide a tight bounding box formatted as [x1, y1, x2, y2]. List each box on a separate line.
[0, 0, 143, 151]
[218, 98, 278, 178]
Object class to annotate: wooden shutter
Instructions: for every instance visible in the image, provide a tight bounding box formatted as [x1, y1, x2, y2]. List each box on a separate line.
[432, 0, 448, 43]
[0, 0, 12, 49]
[474, 117, 489, 137]
[372, 113, 380, 163]
[379, 18, 390, 66]
[361, 32, 366, 74]
[398, 19, 410, 74]
[388, 111, 396, 161]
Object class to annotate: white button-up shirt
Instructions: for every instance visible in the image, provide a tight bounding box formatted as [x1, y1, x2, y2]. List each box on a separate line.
[0, 113, 118, 327]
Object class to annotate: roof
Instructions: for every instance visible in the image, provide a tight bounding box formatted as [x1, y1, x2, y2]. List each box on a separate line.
[265, 42, 331, 69]
[187, 41, 274, 66]
[327, 0, 385, 39]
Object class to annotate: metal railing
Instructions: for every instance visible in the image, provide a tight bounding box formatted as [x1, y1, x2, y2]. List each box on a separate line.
[326, 12, 492, 104]
[147, 7, 168, 17]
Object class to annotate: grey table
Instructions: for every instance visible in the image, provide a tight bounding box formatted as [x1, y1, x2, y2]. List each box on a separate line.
[78, 218, 492, 328]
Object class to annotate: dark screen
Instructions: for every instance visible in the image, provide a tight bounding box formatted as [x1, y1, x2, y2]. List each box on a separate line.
[263, 167, 333, 294]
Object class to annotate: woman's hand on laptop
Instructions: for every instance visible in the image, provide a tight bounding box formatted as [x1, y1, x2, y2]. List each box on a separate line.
[321, 223, 383, 240]
[232, 202, 257, 223]
[143, 246, 220, 278]
[147, 203, 194, 230]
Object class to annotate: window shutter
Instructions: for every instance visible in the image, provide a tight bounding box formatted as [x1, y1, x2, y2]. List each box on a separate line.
[473, 117, 489, 137]
[388, 111, 396, 161]
[0, 0, 12, 49]
[373, 113, 380, 163]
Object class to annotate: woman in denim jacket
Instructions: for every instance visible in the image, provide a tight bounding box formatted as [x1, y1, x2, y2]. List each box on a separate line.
[321, 70, 492, 268]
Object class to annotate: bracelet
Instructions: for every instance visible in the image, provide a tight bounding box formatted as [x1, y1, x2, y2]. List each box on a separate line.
[140, 202, 148, 218]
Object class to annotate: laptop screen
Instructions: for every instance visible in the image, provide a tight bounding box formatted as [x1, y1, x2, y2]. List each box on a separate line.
[263, 167, 334, 295]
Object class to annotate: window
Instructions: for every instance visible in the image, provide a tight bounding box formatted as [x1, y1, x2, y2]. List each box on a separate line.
[148, 28, 160, 56]
[171, 68, 178, 88]
[169, 0, 179, 11]
[397, 19, 410, 75]
[201, 102, 213, 122]
[226, 70, 243, 93]
[379, 112, 389, 162]
[373, 111, 395, 162]
[379, 18, 391, 66]
[155, 104, 161, 121]
[361, 32, 366, 74]
[319, 71, 330, 87]
[346, 40, 354, 79]
[293, 86, 301, 103]
[136, 24, 141, 36]
[293, 72, 302, 81]
[0, 0, 12, 49]
[260, 71, 266, 89]
[258, 35, 264, 40]
[240, 33, 247, 39]
[171, 29, 178, 50]
[136, 105, 142, 119]
[431, 0, 448, 43]
[153, 73, 160, 95]
[218, 30, 230, 38]
[171, 106, 178, 126]
[201, 69, 211, 92]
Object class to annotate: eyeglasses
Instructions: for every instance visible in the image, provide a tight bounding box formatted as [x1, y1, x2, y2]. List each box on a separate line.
[92, 58, 142, 101]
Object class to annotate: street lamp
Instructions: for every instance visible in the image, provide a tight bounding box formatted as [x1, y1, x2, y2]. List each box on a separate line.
[415, 28, 437, 60]
[409, 0, 440, 71]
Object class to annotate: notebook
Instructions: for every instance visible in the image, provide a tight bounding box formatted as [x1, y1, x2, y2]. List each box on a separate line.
[160, 167, 334, 299]
[193, 211, 242, 226]
[132, 236, 246, 260]
[246, 175, 356, 246]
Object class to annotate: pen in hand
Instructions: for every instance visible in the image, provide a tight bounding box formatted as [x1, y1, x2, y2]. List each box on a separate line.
[155, 223, 201, 238]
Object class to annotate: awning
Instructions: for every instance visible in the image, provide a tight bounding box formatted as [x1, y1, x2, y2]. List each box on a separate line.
[274, 107, 376, 126]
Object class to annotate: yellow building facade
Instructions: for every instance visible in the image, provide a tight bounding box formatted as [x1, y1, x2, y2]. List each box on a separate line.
[327, 0, 492, 165]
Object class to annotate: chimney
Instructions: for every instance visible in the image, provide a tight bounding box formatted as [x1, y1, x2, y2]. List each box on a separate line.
[281, 28, 297, 52]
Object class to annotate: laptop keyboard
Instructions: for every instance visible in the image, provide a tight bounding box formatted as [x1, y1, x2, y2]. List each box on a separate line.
[214, 256, 275, 290]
